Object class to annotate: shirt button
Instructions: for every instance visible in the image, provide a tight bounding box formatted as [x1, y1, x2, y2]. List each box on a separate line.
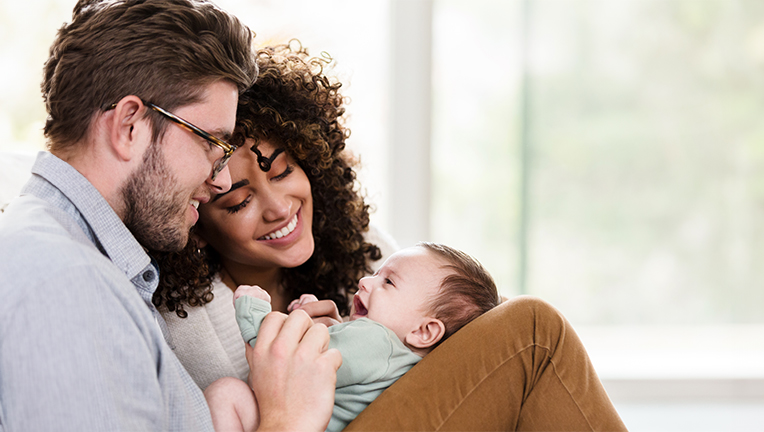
[143, 271, 154, 282]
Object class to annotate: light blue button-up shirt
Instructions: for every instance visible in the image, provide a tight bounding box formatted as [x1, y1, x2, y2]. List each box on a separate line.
[0, 152, 213, 431]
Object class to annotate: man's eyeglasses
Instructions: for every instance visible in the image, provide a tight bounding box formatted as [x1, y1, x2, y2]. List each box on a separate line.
[106, 100, 236, 180]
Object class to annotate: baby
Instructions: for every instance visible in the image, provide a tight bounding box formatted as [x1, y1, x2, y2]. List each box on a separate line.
[205, 242, 501, 432]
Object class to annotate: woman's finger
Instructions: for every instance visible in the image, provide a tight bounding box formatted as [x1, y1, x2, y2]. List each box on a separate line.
[297, 300, 341, 324]
[298, 294, 319, 305]
[287, 299, 300, 312]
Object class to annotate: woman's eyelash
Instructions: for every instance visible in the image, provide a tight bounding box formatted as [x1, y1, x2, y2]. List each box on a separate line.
[226, 196, 251, 214]
[273, 165, 294, 181]
[385, 278, 394, 286]
[223, 165, 293, 214]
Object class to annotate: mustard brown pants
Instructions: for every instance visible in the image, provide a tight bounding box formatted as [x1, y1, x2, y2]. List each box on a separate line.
[345, 296, 628, 431]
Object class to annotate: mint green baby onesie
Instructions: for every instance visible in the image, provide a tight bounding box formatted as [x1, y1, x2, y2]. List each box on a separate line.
[235, 296, 422, 431]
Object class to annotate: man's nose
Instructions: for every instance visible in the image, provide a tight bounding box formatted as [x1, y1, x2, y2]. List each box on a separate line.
[207, 163, 232, 194]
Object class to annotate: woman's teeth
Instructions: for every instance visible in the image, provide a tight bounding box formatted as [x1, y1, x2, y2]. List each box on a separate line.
[261, 214, 298, 240]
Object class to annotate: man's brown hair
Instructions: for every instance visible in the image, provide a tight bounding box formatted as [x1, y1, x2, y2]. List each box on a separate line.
[42, 0, 258, 152]
[419, 242, 501, 347]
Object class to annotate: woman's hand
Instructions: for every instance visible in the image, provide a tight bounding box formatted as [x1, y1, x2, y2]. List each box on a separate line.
[288, 295, 342, 327]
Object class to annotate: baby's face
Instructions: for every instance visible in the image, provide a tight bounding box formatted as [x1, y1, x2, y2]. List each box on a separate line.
[351, 246, 448, 342]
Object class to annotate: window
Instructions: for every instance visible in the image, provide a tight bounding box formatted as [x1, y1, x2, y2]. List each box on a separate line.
[433, 0, 764, 327]
[429, 1, 764, 428]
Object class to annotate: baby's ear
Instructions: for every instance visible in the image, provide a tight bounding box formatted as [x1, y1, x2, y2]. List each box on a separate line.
[405, 317, 446, 350]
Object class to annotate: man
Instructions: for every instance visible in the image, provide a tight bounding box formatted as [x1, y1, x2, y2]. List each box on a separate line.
[0, 0, 340, 430]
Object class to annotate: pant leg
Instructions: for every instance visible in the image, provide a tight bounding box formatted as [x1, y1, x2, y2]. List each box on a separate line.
[344, 296, 627, 431]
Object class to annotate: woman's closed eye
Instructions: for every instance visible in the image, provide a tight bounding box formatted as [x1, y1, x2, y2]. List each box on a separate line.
[272, 164, 294, 181]
[221, 165, 293, 215]
[226, 195, 251, 214]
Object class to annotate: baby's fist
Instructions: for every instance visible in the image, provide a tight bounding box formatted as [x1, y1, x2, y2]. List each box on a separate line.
[233, 285, 271, 303]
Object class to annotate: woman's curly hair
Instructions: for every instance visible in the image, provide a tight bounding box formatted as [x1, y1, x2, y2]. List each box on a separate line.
[152, 40, 381, 317]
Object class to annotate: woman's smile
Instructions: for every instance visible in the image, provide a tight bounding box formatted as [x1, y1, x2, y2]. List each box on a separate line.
[196, 138, 315, 270]
[259, 211, 300, 241]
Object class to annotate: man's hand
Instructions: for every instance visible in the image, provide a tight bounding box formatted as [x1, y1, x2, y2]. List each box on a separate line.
[288, 295, 342, 327]
[247, 309, 342, 431]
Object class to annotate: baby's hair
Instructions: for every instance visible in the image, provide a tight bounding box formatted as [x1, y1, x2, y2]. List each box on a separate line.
[418, 242, 500, 348]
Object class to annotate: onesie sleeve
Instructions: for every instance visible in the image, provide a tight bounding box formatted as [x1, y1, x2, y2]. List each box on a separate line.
[234, 296, 272, 347]
[328, 319, 400, 387]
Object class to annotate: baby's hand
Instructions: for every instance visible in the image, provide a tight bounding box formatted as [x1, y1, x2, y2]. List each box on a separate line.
[287, 294, 319, 312]
[233, 285, 271, 303]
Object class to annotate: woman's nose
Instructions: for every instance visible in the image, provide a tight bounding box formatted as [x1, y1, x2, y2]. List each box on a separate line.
[261, 189, 292, 222]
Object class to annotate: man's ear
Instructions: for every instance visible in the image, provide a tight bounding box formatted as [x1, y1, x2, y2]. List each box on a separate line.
[405, 317, 446, 350]
[108, 96, 148, 162]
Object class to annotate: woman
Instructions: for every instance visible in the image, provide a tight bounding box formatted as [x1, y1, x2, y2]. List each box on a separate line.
[155, 42, 627, 430]
[153, 40, 398, 390]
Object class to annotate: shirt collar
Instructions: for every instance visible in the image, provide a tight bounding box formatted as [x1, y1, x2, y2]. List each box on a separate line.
[26, 151, 152, 283]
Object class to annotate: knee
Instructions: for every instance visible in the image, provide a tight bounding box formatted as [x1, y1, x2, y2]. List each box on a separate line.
[494, 295, 569, 337]
[505, 295, 549, 308]
[502, 295, 562, 320]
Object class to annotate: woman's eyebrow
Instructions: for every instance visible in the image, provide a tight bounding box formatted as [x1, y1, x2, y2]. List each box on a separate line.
[250, 145, 284, 172]
[212, 179, 250, 202]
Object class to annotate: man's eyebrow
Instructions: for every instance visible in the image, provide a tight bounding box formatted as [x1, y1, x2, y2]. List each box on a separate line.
[212, 179, 249, 202]
[211, 129, 233, 142]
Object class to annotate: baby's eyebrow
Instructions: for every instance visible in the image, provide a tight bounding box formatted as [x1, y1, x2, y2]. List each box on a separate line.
[212, 179, 250, 202]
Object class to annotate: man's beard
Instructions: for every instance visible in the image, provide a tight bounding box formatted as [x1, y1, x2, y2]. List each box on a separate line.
[121, 141, 191, 252]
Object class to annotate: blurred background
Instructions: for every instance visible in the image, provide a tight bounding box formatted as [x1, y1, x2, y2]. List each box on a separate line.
[3, 0, 764, 429]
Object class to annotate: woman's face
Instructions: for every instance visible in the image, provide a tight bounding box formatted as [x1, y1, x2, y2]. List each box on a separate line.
[196, 139, 315, 271]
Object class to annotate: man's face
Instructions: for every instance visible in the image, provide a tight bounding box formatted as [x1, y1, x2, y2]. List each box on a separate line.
[122, 80, 238, 252]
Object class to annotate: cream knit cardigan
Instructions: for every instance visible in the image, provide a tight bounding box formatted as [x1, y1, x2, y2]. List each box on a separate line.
[160, 226, 399, 390]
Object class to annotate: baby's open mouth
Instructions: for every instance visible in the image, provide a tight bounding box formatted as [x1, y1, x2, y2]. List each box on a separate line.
[353, 295, 368, 317]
